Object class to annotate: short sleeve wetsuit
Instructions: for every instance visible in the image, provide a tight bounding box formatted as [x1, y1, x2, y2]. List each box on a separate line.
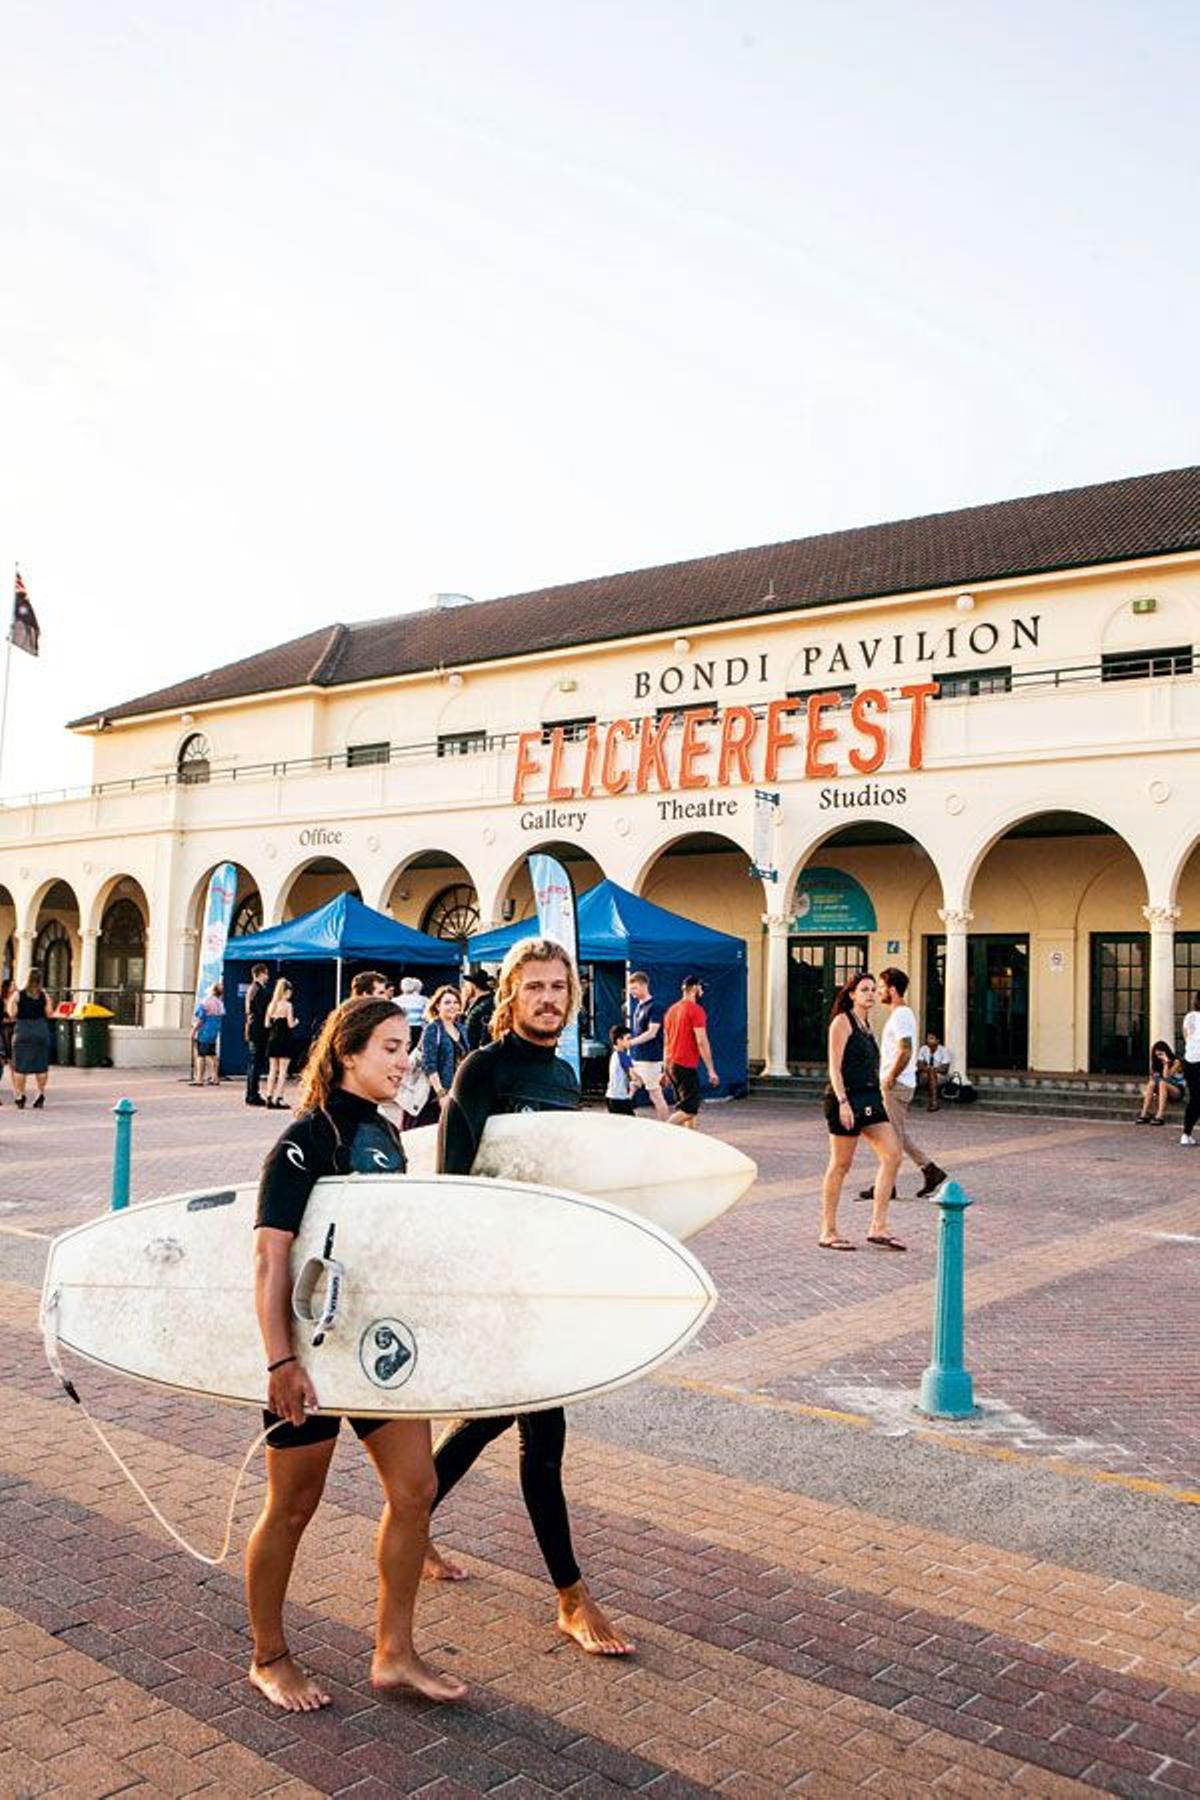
[431, 1032, 583, 1590]
[256, 1087, 406, 1449]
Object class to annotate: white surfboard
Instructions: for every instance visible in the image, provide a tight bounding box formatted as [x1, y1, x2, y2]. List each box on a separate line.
[399, 1111, 756, 1242]
[41, 1176, 716, 1420]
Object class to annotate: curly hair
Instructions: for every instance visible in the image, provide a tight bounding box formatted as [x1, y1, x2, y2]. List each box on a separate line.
[490, 937, 581, 1040]
[297, 996, 405, 1114]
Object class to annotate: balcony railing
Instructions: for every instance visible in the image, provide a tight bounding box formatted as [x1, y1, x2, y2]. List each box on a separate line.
[2, 652, 1196, 811]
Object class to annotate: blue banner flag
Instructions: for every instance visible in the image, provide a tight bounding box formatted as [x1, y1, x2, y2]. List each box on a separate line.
[194, 862, 239, 1012]
[528, 852, 581, 1077]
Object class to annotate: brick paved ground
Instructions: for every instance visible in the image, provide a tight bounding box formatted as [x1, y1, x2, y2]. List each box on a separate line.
[1, 1067, 1197, 1796]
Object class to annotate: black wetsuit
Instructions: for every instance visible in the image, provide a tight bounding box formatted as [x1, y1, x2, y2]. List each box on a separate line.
[255, 1087, 406, 1448]
[432, 1031, 582, 1590]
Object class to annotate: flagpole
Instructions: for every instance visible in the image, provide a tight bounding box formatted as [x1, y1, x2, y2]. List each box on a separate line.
[0, 632, 12, 796]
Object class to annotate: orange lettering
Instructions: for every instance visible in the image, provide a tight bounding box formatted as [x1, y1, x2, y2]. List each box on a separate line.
[602, 720, 633, 794]
[547, 727, 576, 800]
[678, 707, 715, 789]
[636, 713, 674, 793]
[580, 722, 600, 797]
[764, 697, 802, 781]
[804, 692, 841, 779]
[512, 730, 543, 803]
[900, 681, 939, 770]
[848, 688, 888, 774]
[718, 705, 758, 785]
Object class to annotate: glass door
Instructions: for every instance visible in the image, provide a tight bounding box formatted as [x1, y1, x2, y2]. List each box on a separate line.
[922, 935, 1028, 1069]
[1090, 934, 1148, 1073]
[787, 936, 870, 1063]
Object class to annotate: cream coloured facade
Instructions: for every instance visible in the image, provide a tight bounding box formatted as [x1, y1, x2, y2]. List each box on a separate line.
[4, 474, 1200, 1079]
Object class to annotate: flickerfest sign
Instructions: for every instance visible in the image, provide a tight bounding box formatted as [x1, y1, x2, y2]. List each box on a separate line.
[511, 612, 1042, 815]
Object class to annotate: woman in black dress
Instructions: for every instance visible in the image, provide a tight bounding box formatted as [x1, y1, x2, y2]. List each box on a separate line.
[8, 968, 53, 1110]
[821, 971, 903, 1251]
[262, 978, 296, 1109]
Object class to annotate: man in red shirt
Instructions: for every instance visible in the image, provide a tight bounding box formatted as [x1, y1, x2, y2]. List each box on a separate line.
[663, 975, 719, 1129]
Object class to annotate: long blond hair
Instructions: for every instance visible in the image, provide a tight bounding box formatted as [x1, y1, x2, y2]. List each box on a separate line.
[298, 996, 404, 1113]
[266, 977, 293, 1022]
[490, 937, 581, 1041]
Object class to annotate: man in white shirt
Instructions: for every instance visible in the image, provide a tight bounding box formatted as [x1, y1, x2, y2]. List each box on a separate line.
[916, 1032, 953, 1110]
[859, 967, 947, 1201]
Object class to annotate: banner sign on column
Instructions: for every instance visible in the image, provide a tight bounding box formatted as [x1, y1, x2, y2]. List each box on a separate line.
[194, 862, 238, 1011]
[750, 789, 780, 881]
[528, 851, 581, 1077]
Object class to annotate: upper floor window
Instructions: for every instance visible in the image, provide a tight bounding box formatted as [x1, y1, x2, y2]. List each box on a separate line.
[787, 685, 856, 706]
[541, 716, 596, 744]
[933, 666, 1012, 698]
[437, 729, 488, 759]
[177, 732, 211, 785]
[348, 740, 391, 767]
[1101, 645, 1194, 683]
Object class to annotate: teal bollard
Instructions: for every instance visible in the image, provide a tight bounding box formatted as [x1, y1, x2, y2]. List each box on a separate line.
[111, 1097, 136, 1211]
[917, 1178, 977, 1419]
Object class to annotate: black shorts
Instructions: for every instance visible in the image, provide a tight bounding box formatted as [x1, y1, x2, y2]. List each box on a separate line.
[262, 1409, 388, 1451]
[669, 1063, 702, 1116]
[606, 1096, 636, 1115]
[824, 1087, 886, 1138]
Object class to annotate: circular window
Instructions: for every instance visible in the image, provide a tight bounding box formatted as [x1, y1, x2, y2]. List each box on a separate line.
[178, 733, 212, 785]
[421, 883, 480, 944]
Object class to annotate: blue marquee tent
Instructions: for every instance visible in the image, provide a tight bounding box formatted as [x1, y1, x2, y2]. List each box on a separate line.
[220, 893, 459, 1075]
[469, 879, 748, 1097]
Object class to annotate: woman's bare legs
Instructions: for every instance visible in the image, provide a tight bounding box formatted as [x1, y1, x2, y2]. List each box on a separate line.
[862, 1123, 903, 1239]
[820, 1135, 858, 1242]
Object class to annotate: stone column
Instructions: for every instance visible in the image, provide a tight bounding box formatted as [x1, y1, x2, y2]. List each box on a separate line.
[762, 912, 791, 1077]
[938, 907, 974, 1082]
[14, 929, 35, 987]
[1144, 904, 1180, 1051]
[78, 928, 99, 1000]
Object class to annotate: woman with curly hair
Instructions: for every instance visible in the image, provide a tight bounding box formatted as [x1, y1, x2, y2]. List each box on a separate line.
[247, 995, 466, 1713]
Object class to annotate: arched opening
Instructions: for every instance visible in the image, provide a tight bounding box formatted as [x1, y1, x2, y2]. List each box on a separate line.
[383, 852, 479, 945]
[0, 884, 16, 985]
[1173, 837, 1200, 1041]
[964, 810, 1148, 1073]
[188, 863, 262, 987]
[280, 858, 361, 922]
[494, 841, 604, 932]
[177, 732, 212, 785]
[636, 829, 759, 1057]
[32, 879, 81, 1006]
[784, 823, 940, 1065]
[97, 878, 149, 1025]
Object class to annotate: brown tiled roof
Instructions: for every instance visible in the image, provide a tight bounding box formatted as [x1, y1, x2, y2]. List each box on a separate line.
[71, 465, 1200, 728]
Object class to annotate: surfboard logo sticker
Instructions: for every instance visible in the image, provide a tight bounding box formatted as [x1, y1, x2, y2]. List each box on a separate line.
[360, 1319, 417, 1389]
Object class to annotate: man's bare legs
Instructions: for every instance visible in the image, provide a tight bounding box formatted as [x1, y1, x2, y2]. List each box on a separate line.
[246, 1437, 337, 1712]
[365, 1421, 468, 1702]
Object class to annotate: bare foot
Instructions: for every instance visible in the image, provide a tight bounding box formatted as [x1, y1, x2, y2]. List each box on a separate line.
[249, 1654, 331, 1712]
[371, 1651, 468, 1703]
[423, 1542, 470, 1582]
[557, 1581, 634, 1656]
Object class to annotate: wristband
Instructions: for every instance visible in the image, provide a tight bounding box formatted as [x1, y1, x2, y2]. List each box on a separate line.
[267, 1354, 297, 1373]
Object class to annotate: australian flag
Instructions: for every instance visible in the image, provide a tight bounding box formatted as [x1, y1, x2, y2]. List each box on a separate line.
[10, 571, 39, 657]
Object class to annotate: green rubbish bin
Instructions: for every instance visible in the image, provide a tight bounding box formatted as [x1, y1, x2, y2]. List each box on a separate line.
[72, 1005, 114, 1068]
[54, 1015, 75, 1066]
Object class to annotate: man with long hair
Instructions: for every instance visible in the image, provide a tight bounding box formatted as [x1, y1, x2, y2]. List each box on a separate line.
[424, 937, 634, 1656]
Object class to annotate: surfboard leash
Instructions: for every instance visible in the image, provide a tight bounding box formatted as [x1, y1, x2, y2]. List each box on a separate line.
[40, 1286, 284, 1567]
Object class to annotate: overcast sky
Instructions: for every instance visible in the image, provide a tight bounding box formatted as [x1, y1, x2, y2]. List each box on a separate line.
[3, 0, 1197, 798]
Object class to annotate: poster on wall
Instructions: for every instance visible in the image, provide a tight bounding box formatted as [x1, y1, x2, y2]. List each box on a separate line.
[750, 789, 780, 882]
[193, 863, 238, 1010]
[791, 867, 877, 934]
[528, 851, 581, 1076]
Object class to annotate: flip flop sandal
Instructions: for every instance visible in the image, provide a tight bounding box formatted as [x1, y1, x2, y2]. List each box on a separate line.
[819, 1237, 857, 1251]
[867, 1235, 907, 1251]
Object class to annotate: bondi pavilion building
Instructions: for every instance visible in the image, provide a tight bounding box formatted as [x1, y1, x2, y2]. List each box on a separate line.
[3, 463, 1200, 1082]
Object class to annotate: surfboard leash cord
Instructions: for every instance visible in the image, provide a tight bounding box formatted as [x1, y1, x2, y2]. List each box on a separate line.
[40, 1285, 284, 1567]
